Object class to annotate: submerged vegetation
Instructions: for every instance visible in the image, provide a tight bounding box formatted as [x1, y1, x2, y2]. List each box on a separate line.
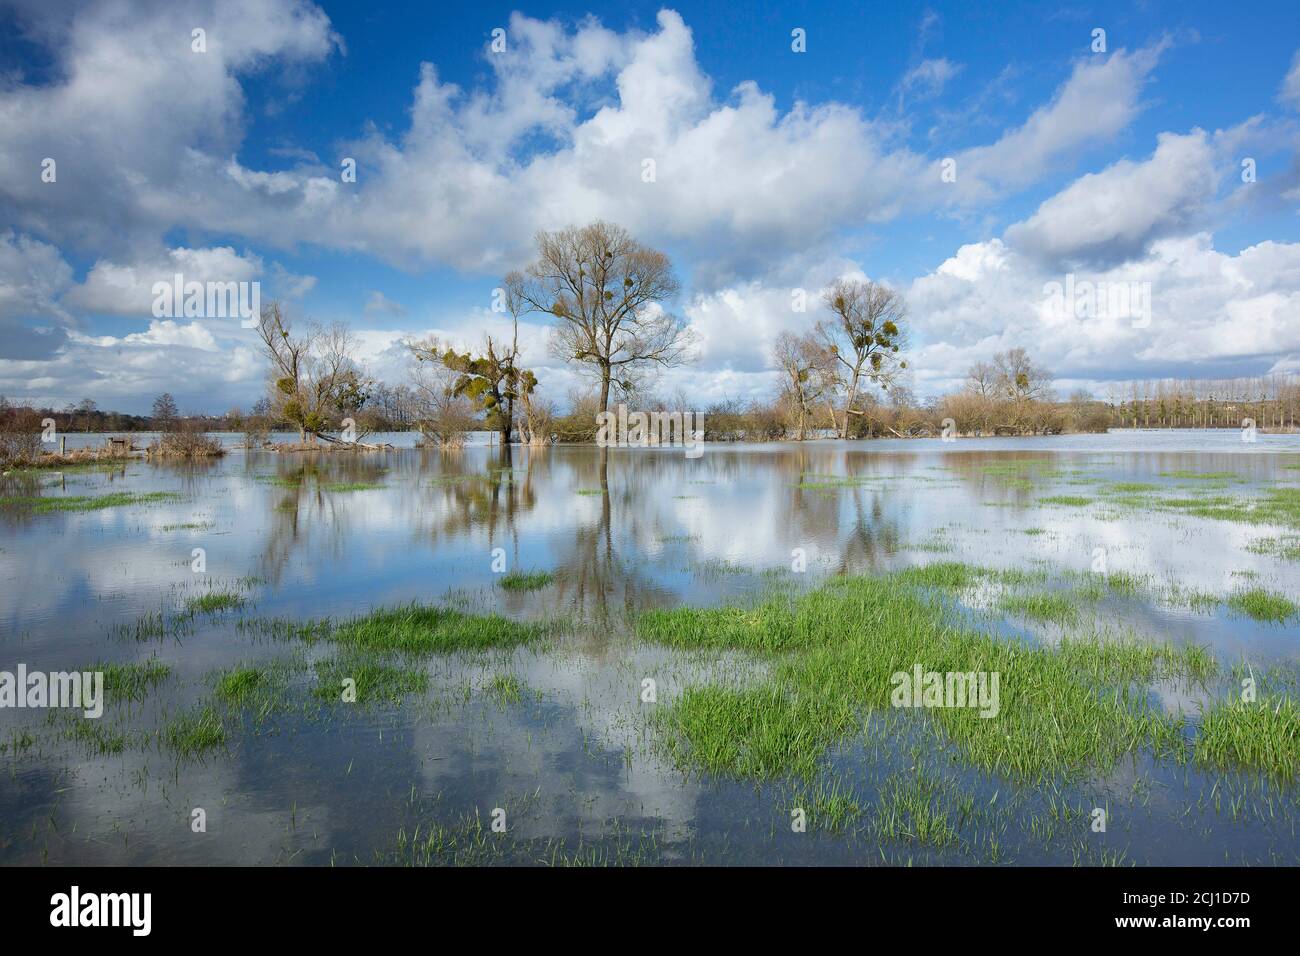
[1196, 698, 1300, 780]
[162, 705, 227, 757]
[96, 659, 172, 703]
[5, 438, 1299, 867]
[185, 592, 247, 614]
[329, 603, 548, 653]
[636, 564, 1281, 783]
[497, 570, 554, 592]
[1226, 588, 1300, 623]
[0, 491, 181, 513]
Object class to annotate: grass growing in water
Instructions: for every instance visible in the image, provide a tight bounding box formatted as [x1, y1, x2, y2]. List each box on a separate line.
[331, 602, 545, 653]
[1158, 487, 1300, 528]
[1246, 535, 1300, 561]
[1160, 470, 1242, 481]
[642, 567, 1203, 782]
[162, 706, 226, 757]
[658, 684, 839, 778]
[94, 659, 172, 703]
[185, 592, 246, 614]
[314, 659, 428, 705]
[429, 474, 488, 486]
[485, 673, 526, 704]
[65, 716, 130, 755]
[997, 592, 1079, 626]
[214, 666, 274, 706]
[795, 474, 877, 489]
[0, 491, 180, 513]
[1039, 495, 1093, 507]
[1195, 697, 1300, 779]
[873, 771, 962, 848]
[1226, 588, 1299, 623]
[498, 570, 554, 592]
[323, 481, 384, 492]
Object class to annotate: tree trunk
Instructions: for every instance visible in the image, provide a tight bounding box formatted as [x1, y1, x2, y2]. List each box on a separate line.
[840, 368, 862, 439]
[599, 367, 611, 414]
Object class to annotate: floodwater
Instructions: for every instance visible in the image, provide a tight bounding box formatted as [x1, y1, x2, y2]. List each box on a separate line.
[2, 429, 1298, 865]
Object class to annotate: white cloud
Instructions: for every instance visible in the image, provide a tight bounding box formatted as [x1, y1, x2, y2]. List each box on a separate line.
[362, 291, 406, 320]
[0, 4, 1167, 287]
[907, 233, 1300, 394]
[946, 43, 1167, 206]
[64, 247, 268, 316]
[1281, 48, 1300, 110]
[0, 231, 75, 359]
[1004, 130, 1220, 268]
[0, 0, 340, 252]
[898, 58, 963, 102]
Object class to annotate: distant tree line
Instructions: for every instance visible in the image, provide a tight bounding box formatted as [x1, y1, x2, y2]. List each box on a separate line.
[1101, 376, 1300, 430]
[0, 394, 237, 433]
[9, 220, 1297, 447]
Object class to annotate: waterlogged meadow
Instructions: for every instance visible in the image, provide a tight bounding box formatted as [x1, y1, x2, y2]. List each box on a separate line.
[1, 430, 1298, 865]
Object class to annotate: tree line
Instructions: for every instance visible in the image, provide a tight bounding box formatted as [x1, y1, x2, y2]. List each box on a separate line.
[6, 221, 1297, 448]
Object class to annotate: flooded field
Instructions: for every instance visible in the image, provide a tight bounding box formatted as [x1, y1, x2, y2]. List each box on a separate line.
[2, 430, 1298, 866]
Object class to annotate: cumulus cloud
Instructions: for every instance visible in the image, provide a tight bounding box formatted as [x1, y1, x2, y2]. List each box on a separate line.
[0, 325, 265, 412]
[0, 0, 340, 254]
[0, 3, 1167, 285]
[657, 127, 1300, 403]
[906, 233, 1300, 394]
[1004, 130, 1220, 269]
[0, 2, 1292, 412]
[62, 247, 278, 317]
[0, 231, 74, 359]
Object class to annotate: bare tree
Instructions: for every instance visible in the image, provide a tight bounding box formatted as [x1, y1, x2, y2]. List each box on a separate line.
[407, 337, 478, 447]
[772, 331, 832, 440]
[507, 222, 696, 413]
[992, 347, 1053, 403]
[817, 278, 908, 438]
[966, 361, 997, 399]
[256, 302, 368, 444]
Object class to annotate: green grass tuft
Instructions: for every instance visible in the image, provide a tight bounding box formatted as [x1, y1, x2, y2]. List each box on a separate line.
[314, 658, 429, 705]
[498, 570, 554, 592]
[1196, 697, 1300, 779]
[1227, 588, 1299, 623]
[485, 673, 526, 704]
[162, 706, 226, 757]
[1039, 495, 1093, 506]
[643, 569, 1198, 782]
[95, 659, 172, 703]
[0, 491, 181, 513]
[185, 592, 246, 614]
[331, 602, 545, 654]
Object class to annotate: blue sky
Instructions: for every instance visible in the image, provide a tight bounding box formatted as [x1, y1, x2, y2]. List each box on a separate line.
[1, 0, 1298, 413]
